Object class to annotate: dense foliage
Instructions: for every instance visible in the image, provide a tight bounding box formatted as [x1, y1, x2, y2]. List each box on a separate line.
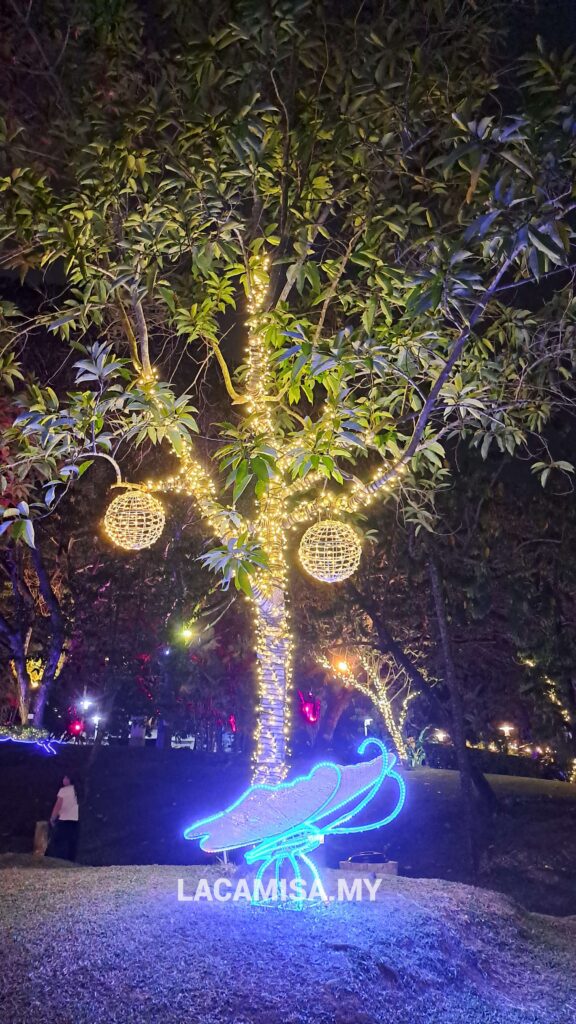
[0, 0, 575, 543]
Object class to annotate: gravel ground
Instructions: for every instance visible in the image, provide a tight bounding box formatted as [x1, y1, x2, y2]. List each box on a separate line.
[1, 864, 575, 1024]
[4, 746, 576, 915]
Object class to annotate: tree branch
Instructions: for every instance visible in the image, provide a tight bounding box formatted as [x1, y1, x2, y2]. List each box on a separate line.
[365, 254, 516, 496]
[206, 339, 248, 404]
[313, 224, 364, 343]
[130, 288, 152, 376]
[152, 444, 247, 544]
[274, 206, 332, 306]
[284, 257, 518, 530]
[117, 298, 142, 372]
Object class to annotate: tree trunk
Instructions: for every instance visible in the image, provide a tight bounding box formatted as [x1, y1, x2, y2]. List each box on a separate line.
[253, 586, 290, 784]
[352, 584, 499, 811]
[31, 544, 64, 730]
[13, 653, 30, 725]
[318, 688, 353, 746]
[33, 640, 63, 729]
[378, 693, 408, 761]
[428, 557, 478, 876]
[0, 549, 33, 724]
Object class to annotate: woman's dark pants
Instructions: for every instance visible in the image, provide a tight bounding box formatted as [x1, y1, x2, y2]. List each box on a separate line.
[46, 821, 79, 861]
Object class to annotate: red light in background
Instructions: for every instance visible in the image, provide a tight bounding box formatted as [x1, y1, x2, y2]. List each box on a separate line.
[69, 719, 83, 735]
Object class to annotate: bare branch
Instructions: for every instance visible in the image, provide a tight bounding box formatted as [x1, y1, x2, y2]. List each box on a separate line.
[205, 338, 248, 405]
[365, 254, 517, 498]
[313, 224, 364, 344]
[130, 288, 152, 376]
[116, 298, 142, 372]
[275, 207, 332, 306]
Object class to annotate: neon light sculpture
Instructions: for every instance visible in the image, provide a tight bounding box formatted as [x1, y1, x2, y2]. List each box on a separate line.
[185, 738, 405, 898]
[0, 734, 59, 755]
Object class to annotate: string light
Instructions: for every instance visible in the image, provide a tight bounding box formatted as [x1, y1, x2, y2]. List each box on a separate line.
[520, 657, 572, 726]
[321, 649, 416, 762]
[101, 255, 408, 784]
[9, 654, 66, 689]
[544, 675, 571, 725]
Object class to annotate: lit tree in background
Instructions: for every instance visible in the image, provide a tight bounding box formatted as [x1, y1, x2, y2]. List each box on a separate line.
[1, 1, 575, 782]
[320, 647, 419, 762]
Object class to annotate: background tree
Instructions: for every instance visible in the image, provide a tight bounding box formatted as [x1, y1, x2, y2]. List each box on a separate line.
[299, 448, 576, 756]
[0, 523, 67, 727]
[319, 646, 417, 762]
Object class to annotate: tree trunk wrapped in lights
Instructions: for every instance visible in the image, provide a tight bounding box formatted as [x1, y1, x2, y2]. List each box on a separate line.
[134, 264, 414, 782]
[252, 587, 291, 783]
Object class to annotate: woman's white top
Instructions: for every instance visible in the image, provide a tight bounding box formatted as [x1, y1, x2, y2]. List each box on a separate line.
[57, 786, 79, 821]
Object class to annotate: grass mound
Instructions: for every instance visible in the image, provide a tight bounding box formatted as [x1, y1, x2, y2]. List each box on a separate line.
[0, 865, 574, 1024]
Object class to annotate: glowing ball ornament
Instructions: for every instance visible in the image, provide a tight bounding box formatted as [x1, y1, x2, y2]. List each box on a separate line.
[299, 519, 362, 583]
[103, 489, 165, 551]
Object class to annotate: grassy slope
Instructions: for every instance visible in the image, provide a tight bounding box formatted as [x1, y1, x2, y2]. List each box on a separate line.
[0, 865, 575, 1024]
[1, 745, 576, 913]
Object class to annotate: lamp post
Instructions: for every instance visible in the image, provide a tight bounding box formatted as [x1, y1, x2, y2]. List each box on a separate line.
[498, 722, 515, 752]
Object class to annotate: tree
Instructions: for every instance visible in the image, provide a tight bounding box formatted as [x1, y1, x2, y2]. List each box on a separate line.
[319, 646, 417, 761]
[1, 0, 575, 782]
[0, 527, 66, 727]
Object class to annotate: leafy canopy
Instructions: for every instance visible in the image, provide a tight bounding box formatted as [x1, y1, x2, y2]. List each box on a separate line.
[0, 0, 575, 560]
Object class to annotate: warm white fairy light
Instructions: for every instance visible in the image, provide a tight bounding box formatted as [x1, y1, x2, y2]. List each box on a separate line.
[10, 653, 66, 690]
[321, 649, 415, 762]
[544, 675, 571, 725]
[520, 657, 572, 727]
[299, 520, 362, 583]
[102, 254, 412, 784]
[104, 489, 166, 550]
[245, 258, 293, 783]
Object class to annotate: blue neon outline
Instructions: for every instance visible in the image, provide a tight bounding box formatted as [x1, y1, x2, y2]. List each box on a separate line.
[183, 738, 405, 902]
[184, 760, 345, 851]
[0, 735, 59, 755]
[324, 738, 406, 834]
[184, 740, 396, 852]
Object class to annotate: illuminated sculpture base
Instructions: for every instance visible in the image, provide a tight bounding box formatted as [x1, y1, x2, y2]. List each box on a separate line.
[184, 738, 405, 904]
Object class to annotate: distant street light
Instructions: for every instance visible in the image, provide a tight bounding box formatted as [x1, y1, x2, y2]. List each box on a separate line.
[499, 723, 514, 739]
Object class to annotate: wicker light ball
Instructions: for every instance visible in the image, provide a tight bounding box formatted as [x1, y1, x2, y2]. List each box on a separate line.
[104, 489, 165, 551]
[299, 519, 362, 583]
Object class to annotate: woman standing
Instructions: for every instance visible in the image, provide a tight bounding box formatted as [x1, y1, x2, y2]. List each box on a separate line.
[45, 775, 79, 861]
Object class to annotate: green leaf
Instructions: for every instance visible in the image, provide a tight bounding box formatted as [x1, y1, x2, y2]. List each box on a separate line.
[22, 519, 35, 547]
[527, 227, 565, 265]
